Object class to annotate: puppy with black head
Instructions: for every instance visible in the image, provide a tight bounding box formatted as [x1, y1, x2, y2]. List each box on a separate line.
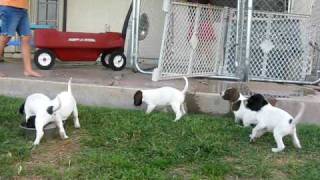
[133, 77, 188, 121]
[246, 94, 305, 153]
[221, 87, 257, 127]
[19, 78, 80, 145]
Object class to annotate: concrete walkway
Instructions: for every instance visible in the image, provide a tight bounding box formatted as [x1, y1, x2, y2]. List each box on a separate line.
[1, 59, 320, 124]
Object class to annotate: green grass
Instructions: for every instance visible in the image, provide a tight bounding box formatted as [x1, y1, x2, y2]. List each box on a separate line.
[1, 96, 320, 179]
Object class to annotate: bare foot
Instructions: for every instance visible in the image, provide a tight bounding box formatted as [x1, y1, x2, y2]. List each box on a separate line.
[0, 72, 6, 77]
[24, 70, 42, 77]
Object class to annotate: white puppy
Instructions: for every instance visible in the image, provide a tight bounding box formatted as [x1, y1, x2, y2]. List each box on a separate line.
[133, 77, 188, 121]
[20, 93, 56, 129]
[246, 94, 305, 153]
[20, 78, 80, 145]
[221, 87, 257, 127]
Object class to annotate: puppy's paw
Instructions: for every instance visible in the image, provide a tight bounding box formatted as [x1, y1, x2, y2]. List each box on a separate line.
[63, 135, 69, 139]
[295, 144, 302, 149]
[272, 148, 284, 153]
[249, 135, 256, 143]
[75, 124, 81, 129]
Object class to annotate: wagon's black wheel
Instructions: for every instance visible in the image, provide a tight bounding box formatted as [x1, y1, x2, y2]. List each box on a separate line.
[100, 53, 110, 68]
[108, 52, 126, 71]
[34, 49, 55, 70]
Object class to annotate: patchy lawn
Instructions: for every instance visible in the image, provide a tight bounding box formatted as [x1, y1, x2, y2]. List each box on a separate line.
[0, 96, 320, 179]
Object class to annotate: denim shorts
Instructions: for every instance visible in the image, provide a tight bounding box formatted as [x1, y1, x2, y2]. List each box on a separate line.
[0, 5, 31, 37]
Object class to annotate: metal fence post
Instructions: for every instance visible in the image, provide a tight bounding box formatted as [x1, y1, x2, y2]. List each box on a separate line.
[152, 0, 172, 81]
[236, 0, 246, 81]
[243, 0, 253, 82]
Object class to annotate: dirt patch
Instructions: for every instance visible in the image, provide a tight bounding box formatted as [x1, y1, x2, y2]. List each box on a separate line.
[270, 169, 289, 180]
[225, 156, 237, 163]
[168, 165, 196, 179]
[274, 157, 290, 166]
[12, 176, 44, 180]
[23, 130, 82, 174]
[273, 156, 304, 167]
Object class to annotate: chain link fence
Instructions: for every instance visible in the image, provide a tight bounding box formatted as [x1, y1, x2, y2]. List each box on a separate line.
[157, 2, 231, 79]
[309, 0, 320, 77]
[250, 12, 312, 82]
[153, 0, 320, 84]
[243, 0, 318, 83]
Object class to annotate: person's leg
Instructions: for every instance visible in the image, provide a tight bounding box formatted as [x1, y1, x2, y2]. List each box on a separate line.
[0, 6, 17, 76]
[17, 9, 42, 77]
[0, 36, 10, 76]
[20, 36, 41, 77]
[0, 35, 8, 63]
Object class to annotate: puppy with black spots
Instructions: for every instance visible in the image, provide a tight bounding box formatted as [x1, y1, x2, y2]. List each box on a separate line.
[246, 94, 305, 153]
[221, 87, 257, 127]
[19, 78, 80, 145]
[133, 77, 188, 121]
[19, 93, 54, 129]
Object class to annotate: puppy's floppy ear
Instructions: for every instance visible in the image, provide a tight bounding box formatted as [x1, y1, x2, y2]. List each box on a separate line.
[134, 90, 143, 106]
[246, 94, 268, 111]
[231, 100, 241, 111]
[47, 106, 54, 115]
[19, 102, 25, 115]
[26, 116, 36, 128]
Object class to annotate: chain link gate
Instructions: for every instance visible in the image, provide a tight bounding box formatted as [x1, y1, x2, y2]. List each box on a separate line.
[152, 0, 320, 84]
[226, 10, 314, 83]
[248, 12, 312, 82]
[154, 2, 235, 80]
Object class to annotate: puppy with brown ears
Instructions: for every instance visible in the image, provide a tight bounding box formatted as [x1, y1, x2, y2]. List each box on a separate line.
[221, 87, 258, 127]
[133, 77, 188, 121]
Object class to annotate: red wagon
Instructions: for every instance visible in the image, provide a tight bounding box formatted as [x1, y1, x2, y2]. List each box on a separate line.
[33, 29, 126, 71]
[33, 3, 133, 71]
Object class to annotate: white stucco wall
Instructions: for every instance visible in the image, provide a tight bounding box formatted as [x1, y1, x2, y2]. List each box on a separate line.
[290, 0, 314, 15]
[66, 0, 166, 59]
[66, 0, 131, 33]
[26, 0, 166, 60]
[136, 0, 166, 59]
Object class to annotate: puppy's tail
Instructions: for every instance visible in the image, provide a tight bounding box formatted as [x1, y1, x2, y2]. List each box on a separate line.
[19, 102, 25, 115]
[47, 97, 62, 115]
[181, 76, 188, 94]
[291, 102, 305, 124]
[67, 77, 72, 93]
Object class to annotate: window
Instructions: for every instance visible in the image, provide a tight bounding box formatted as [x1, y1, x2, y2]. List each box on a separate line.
[254, 0, 290, 12]
[208, 0, 290, 13]
[37, 0, 59, 27]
